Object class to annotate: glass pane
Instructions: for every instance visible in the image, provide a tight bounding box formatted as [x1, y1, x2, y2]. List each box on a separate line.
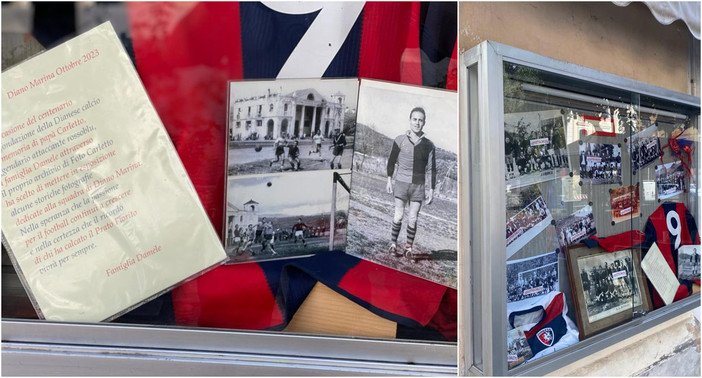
[502, 61, 700, 370]
[1, 1, 458, 351]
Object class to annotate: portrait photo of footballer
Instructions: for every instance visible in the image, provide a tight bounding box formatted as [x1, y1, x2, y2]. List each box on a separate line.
[677, 245, 701, 281]
[345, 80, 458, 288]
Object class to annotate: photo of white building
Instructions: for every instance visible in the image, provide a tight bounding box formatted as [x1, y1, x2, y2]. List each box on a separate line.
[230, 87, 346, 141]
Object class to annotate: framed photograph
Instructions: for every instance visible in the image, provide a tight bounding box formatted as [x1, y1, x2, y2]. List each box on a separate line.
[577, 142, 622, 185]
[566, 245, 652, 340]
[677, 245, 701, 280]
[504, 109, 569, 188]
[506, 251, 559, 304]
[655, 161, 686, 200]
[555, 205, 597, 249]
[627, 124, 661, 175]
[345, 79, 458, 288]
[609, 185, 641, 224]
[506, 185, 553, 258]
[227, 78, 359, 176]
[224, 170, 350, 263]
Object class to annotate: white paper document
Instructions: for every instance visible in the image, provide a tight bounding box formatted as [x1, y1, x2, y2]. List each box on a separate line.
[1, 22, 227, 322]
[640, 242, 678, 305]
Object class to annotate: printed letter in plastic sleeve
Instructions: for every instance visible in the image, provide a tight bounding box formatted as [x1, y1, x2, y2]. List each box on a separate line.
[1, 22, 227, 322]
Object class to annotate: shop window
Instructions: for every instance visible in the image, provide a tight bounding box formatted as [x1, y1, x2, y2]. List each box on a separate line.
[461, 41, 700, 376]
[1, 2, 459, 376]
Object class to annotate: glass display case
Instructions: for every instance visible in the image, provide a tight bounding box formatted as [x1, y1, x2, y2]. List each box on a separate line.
[460, 41, 700, 376]
[1, 2, 458, 375]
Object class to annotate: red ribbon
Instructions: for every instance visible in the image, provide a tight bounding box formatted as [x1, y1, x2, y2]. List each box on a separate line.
[660, 130, 695, 185]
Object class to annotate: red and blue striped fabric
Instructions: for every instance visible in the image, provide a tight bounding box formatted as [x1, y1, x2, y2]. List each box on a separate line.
[123, 2, 457, 340]
[642, 202, 700, 308]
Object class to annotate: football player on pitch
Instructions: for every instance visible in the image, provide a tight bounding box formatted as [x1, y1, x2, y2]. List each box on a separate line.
[386, 107, 435, 259]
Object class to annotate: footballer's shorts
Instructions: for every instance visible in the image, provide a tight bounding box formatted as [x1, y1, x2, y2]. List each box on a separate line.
[295, 230, 304, 238]
[394, 181, 425, 202]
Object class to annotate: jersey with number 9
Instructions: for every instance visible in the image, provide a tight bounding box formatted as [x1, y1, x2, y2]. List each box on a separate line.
[643, 202, 700, 308]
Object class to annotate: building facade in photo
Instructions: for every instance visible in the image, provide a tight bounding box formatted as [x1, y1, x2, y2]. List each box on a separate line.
[227, 199, 260, 231]
[230, 88, 346, 141]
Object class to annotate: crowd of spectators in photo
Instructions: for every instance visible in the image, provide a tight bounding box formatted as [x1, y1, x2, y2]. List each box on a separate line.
[506, 196, 549, 245]
[579, 143, 622, 184]
[507, 260, 558, 303]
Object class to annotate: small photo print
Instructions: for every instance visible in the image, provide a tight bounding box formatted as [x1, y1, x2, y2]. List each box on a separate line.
[504, 109, 569, 188]
[506, 185, 553, 258]
[506, 251, 559, 303]
[577, 142, 622, 185]
[677, 245, 701, 281]
[609, 185, 641, 224]
[227, 78, 359, 176]
[508, 328, 534, 369]
[655, 161, 685, 200]
[555, 206, 596, 248]
[577, 249, 642, 323]
[225, 170, 350, 263]
[346, 80, 458, 288]
[627, 124, 661, 175]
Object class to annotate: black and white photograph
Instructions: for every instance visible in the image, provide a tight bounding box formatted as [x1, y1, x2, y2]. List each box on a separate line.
[227, 79, 358, 176]
[576, 249, 642, 323]
[345, 79, 458, 288]
[627, 124, 661, 175]
[507, 327, 533, 369]
[506, 185, 553, 258]
[504, 109, 569, 188]
[506, 251, 559, 304]
[225, 170, 350, 263]
[677, 245, 701, 280]
[555, 206, 596, 248]
[655, 161, 686, 200]
[567, 245, 652, 339]
[577, 142, 622, 185]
